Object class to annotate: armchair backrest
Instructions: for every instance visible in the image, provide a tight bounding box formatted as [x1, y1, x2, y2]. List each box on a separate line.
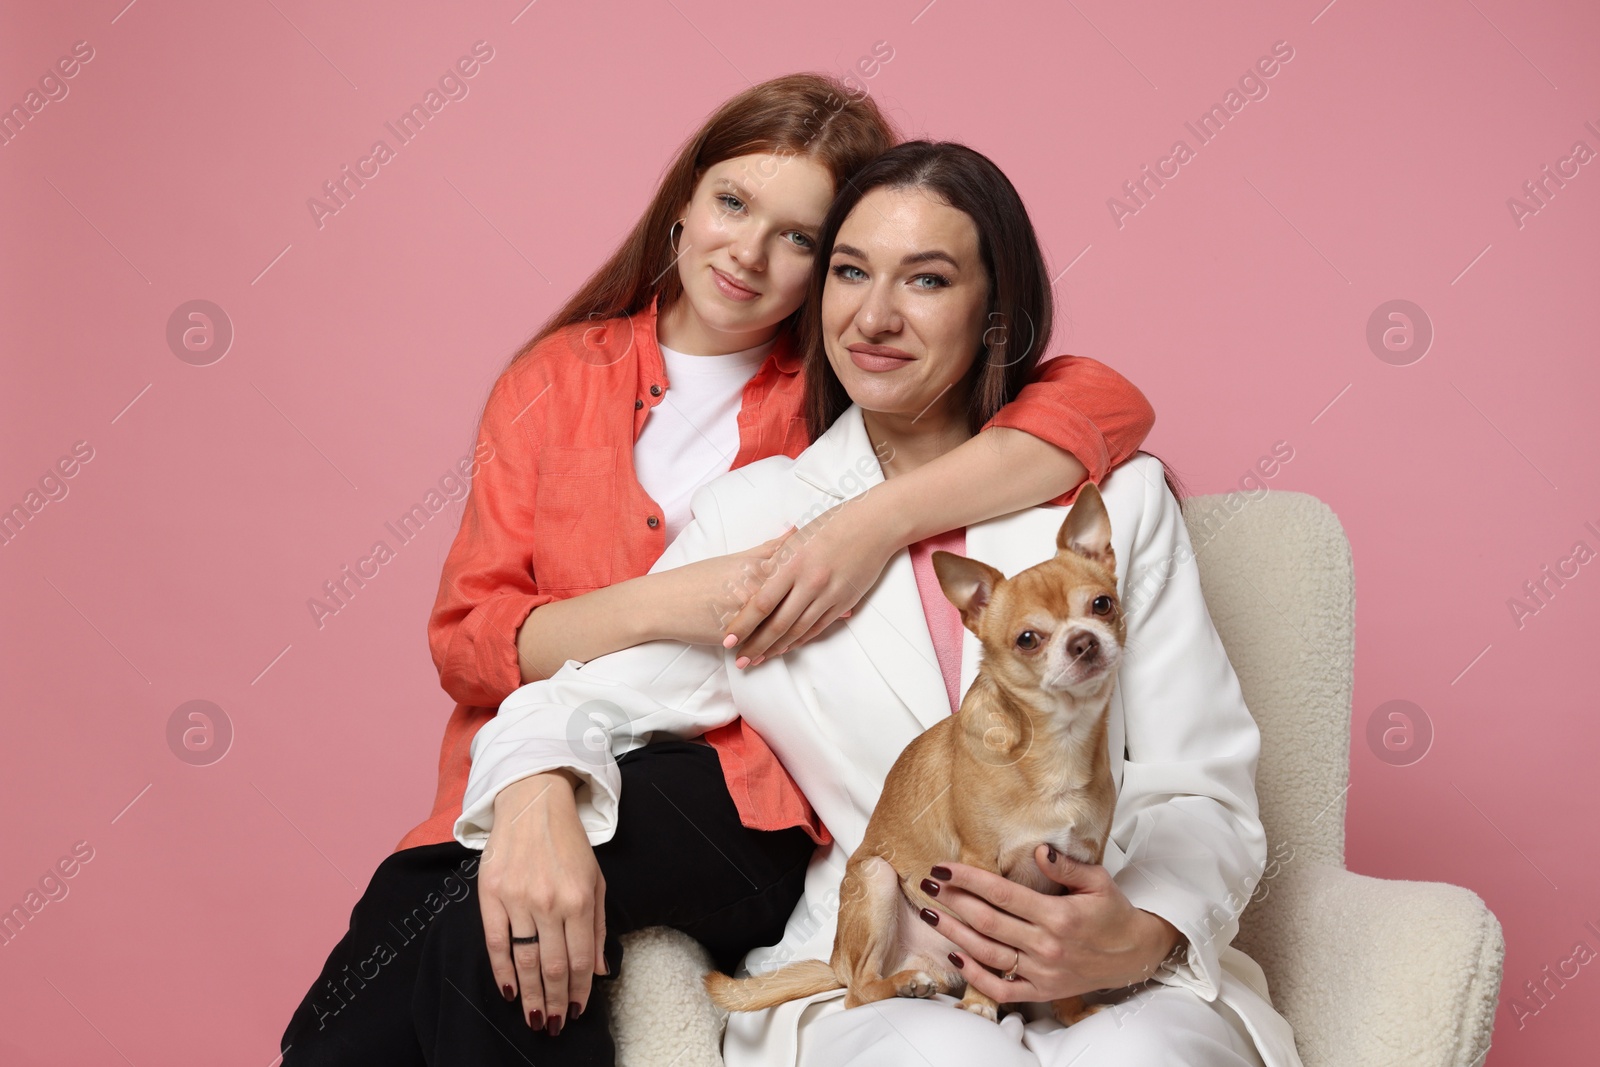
[1182, 490, 1356, 884]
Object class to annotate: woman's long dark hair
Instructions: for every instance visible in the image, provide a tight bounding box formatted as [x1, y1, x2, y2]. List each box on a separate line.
[799, 140, 1187, 505]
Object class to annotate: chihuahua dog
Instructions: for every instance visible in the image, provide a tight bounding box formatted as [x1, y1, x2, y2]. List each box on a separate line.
[705, 482, 1125, 1026]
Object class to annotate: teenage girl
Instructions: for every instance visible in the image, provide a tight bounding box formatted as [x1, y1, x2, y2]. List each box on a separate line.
[279, 72, 1155, 1066]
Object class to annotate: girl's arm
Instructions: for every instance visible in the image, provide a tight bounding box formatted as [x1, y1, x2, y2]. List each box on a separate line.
[429, 367, 567, 706]
[513, 532, 791, 680]
[458, 485, 743, 846]
[724, 354, 1155, 663]
[431, 365, 774, 699]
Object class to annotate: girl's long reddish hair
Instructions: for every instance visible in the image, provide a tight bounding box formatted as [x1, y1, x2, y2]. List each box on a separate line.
[504, 73, 898, 372]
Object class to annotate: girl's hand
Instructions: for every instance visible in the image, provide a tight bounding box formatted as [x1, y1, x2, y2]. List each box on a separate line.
[477, 772, 608, 1036]
[651, 529, 799, 646]
[720, 500, 896, 667]
[920, 845, 1182, 1005]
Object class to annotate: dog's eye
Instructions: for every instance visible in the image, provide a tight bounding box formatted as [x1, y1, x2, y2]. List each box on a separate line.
[1016, 630, 1041, 651]
[1092, 595, 1114, 616]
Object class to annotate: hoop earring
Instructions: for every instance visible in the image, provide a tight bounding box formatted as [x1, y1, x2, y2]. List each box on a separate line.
[669, 218, 686, 257]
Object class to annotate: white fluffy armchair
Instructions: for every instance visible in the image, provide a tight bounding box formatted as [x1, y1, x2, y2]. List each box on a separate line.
[598, 490, 1507, 1066]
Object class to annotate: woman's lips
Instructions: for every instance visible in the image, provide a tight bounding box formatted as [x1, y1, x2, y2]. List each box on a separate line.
[711, 267, 759, 302]
[847, 344, 914, 373]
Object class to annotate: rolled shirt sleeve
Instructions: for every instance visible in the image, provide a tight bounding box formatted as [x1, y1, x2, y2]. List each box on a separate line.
[981, 354, 1156, 492]
[427, 368, 558, 710]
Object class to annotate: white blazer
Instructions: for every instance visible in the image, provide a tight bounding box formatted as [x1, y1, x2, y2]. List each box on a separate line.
[459, 404, 1304, 1067]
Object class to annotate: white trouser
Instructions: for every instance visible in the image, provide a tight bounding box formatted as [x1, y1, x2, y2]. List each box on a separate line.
[796, 981, 1267, 1067]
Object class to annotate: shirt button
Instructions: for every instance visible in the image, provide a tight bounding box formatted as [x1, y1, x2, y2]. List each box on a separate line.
[635, 398, 644, 410]
[649, 384, 662, 397]
[646, 515, 660, 528]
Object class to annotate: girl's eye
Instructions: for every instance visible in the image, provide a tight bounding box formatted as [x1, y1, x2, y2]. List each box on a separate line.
[910, 273, 950, 290]
[716, 193, 746, 213]
[830, 263, 866, 281]
[1016, 630, 1041, 651]
[784, 231, 814, 251]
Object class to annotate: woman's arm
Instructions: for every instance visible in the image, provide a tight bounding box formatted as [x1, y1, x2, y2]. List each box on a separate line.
[457, 482, 743, 847]
[723, 354, 1155, 663]
[461, 480, 748, 1027]
[1099, 454, 1267, 1000]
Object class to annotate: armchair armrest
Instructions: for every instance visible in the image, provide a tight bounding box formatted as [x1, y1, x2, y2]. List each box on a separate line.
[1251, 862, 1504, 1067]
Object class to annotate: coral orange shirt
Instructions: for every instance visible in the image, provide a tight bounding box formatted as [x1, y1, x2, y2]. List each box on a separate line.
[394, 296, 1154, 852]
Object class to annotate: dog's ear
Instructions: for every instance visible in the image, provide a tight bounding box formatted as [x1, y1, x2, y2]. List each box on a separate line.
[932, 551, 1006, 635]
[1057, 482, 1115, 574]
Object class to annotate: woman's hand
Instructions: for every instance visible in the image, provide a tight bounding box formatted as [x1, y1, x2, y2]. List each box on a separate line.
[720, 497, 897, 667]
[648, 528, 800, 646]
[919, 845, 1183, 1005]
[477, 770, 608, 1036]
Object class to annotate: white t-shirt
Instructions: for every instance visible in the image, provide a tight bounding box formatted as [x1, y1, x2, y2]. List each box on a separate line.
[634, 338, 775, 544]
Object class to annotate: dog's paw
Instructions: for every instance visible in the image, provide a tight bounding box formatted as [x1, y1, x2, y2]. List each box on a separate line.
[956, 999, 999, 1022]
[896, 971, 939, 999]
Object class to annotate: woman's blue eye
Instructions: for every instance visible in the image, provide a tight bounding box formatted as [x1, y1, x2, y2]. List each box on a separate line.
[716, 193, 746, 213]
[830, 263, 866, 281]
[785, 231, 814, 251]
[911, 273, 950, 289]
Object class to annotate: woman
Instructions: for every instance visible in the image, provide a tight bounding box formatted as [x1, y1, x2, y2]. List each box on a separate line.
[459, 141, 1304, 1066]
[280, 76, 1155, 1064]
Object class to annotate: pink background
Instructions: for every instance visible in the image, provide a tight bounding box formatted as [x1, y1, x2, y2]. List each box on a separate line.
[3, 0, 1597, 1063]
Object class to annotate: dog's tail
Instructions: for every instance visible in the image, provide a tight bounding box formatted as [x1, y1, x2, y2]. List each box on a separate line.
[703, 959, 842, 1012]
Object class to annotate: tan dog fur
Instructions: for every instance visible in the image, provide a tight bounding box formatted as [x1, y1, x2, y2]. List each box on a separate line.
[705, 482, 1125, 1027]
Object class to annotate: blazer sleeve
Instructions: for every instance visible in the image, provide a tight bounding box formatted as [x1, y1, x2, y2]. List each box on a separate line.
[980, 355, 1156, 502]
[427, 367, 559, 710]
[454, 481, 741, 849]
[1106, 456, 1267, 1004]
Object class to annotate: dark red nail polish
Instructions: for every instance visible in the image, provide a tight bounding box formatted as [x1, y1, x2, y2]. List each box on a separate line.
[1047, 845, 1058, 862]
[920, 877, 940, 897]
[930, 865, 952, 880]
[546, 1014, 563, 1037]
[528, 1009, 542, 1029]
[570, 1001, 580, 1022]
[948, 952, 965, 969]
[502, 984, 515, 1002]
[919, 907, 939, 926]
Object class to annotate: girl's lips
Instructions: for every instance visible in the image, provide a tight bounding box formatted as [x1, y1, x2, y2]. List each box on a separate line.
[848, 345, 913, 373]
[711, 267, 759, 302]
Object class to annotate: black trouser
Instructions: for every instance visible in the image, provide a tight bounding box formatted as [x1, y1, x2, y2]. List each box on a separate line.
[280, 739, 817, 1065]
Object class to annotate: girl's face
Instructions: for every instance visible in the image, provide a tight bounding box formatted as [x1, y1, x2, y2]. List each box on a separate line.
[822, 186, 990, 425]
[671, 152, 835, 351]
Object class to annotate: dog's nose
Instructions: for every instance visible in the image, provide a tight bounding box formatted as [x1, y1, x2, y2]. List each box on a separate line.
[1067, 631, 1099, 662]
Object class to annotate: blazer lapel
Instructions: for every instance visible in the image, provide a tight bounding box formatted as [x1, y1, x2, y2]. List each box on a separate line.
[792, 406, 952, 733]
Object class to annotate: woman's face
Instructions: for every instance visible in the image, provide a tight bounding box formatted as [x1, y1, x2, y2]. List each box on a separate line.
[673, 152, 835, 346]
[822, 186, 990, 424]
